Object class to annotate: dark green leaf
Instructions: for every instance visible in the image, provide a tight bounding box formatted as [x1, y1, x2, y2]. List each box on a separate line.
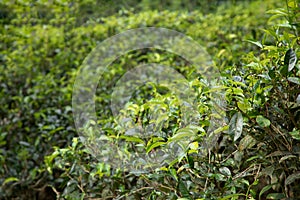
[219, 167, 231, 176]
[178, 180, 191, 199]
[266, 193, 286, 199]
[259, 184, 277, 200]
[285, 172, 300, 185]
[256, 115, 271, 127]
[219, 194, 245, 200]
[284, 49, 297, 72]
[279, 155, 297, 163]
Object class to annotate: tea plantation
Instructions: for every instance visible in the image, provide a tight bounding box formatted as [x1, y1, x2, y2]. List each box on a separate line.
[0, 0, 299, 199]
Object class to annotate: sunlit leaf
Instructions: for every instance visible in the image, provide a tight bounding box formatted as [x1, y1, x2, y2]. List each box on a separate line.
[146, 141, 166, 153]
[244, 39, 263, 48]
[229, 112, 243, 141]
[266, 8, 288, 16]
[219, 167, 231, 176]
[287, 77, 300, 85]
[169, 126, 200, 142]
[3, 177, 19, 185]
[287, 0, 297, 8]
[296, 94, 300, 104]
[119, 135, 145, 144]
[284, 49, 297, 72]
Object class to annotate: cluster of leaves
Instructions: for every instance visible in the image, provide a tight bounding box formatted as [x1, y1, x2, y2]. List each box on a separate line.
[1, 0, 299, 199]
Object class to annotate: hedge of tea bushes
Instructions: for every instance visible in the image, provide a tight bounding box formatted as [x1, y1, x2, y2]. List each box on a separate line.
[2, 0, 300, 199]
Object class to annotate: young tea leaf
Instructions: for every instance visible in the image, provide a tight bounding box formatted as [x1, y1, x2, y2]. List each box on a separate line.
[3, 177, 19, 185]
[244, 39, 263, 48]
[146, 141, 166, 153]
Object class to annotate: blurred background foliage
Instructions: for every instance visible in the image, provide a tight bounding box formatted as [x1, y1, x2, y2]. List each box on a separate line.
[1, 0, 300, 199]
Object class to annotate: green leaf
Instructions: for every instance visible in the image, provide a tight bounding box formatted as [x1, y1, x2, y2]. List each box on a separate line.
[259, 184, 277, 200]
[266, 151, 291, 158]
[284, 49, 297, 72]
[279, 155, 297, 163]
[187, 155, 194, 168]
[169, 168, 178, 181]
[229, 112, 243, 141]
[246, 155, 260, 162]
[178, 180, 192, 199]
[146, 141, 166, 153]
[44, 150, 60, 173]
[289, 130, 300, 140]
[287, 0, 297, 7]
[287, 77, 300, 85]
[49, 126, 64, 135]
[261, 29, 279, 40]
[266, 193, 286, 199]
[237, 101, 249, 113]
[212, 173, 226, 181]
[119, 135, 145, 144]
[285, 172, 300, 185]
[219, 167, 231, 176]
[218, 193, 245, 200]
[212, 125, 229, 135]
[239, 135, 257, 151]
[169, 126, 200, 142]
[232, 88, 244, 97]
[244, 39, 263, 48]
[256, 115, 271, 127]
[266, 8, 288, 16]
[3, 177, 19, 185]
[155, 113, 169, 125]
[189, 141, 198, 150]
[296, 94, 300, 104]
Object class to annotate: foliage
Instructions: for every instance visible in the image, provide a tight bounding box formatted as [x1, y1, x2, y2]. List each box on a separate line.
[1, 0, 299, 199]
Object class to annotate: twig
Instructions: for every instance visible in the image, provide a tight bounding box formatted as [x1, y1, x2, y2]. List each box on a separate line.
[115, 187, 154, 200]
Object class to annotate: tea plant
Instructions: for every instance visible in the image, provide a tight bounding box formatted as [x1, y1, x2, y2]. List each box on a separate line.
[2, 0, 299, 199]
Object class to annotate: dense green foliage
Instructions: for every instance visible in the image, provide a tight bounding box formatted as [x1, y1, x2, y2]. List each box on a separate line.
[1, 0, 299, 199]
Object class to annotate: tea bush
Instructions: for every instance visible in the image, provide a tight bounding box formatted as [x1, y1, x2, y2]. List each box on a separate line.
[1, 0, 299, 199]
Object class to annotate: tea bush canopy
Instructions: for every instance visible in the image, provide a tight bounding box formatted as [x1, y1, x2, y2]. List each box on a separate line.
[0, 0, 299, 199]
